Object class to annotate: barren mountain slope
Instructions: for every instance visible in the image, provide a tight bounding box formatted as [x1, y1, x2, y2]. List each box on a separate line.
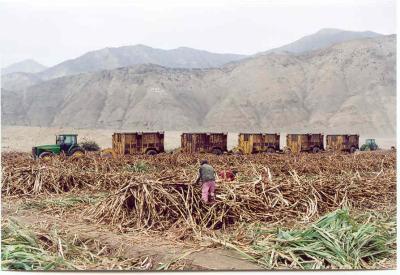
[37, 45, 246, 80]
[1, 35, 395, 137]
[1, 72, 42, 90]
[1, 29, 384, 91]
[205, 35, 395, 135]
[1, 59, 47, 75]
[263, 28, 382, 54]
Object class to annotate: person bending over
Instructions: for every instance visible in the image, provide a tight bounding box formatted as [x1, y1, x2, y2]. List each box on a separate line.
[195, 160, 216, 204]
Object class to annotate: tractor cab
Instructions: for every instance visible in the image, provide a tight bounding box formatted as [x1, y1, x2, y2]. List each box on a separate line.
[56, 134, 78, 152]
[32, 134, 85, 159]
[360, 139, 379, 151]
[365, 139, 376, 146]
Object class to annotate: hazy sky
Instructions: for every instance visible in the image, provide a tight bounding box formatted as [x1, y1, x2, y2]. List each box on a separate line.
[0, 0, 396, 67]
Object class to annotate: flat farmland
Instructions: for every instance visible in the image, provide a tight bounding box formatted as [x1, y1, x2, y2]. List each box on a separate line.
[1, 150, 396, 270]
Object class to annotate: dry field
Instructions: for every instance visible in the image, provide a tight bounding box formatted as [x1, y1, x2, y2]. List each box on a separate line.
[1, 150, 397, 270]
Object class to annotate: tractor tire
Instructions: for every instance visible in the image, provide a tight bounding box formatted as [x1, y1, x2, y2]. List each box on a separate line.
[266, 147, 275, 154]
[69, 148, 85, 158]
[212, 148, 223, 155]
[350, 146, 357, 154]
[146, 149, 158, 156]
[312, 147, 320, 154]
[39, 151, 53, 160]
[284, 147, 292, 154]
[232, 148, 244, 155]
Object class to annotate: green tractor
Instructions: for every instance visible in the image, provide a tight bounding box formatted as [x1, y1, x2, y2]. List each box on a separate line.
[32, 134, 85, 159]
[360, 139, 379, 151]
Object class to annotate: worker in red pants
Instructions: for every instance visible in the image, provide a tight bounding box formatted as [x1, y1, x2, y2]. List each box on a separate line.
[195, 160, 216, 204]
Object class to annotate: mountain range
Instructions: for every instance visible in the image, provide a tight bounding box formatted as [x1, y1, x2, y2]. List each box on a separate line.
[2, 28, 384, 90]
[1, 59, 47, 75]
[1, 29, 396, 137]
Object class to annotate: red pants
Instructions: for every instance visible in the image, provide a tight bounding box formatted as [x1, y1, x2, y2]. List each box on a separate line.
[202, 180, 216, 203]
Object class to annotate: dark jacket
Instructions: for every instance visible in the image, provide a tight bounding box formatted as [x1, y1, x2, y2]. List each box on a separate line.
[197, 163, 216, 183]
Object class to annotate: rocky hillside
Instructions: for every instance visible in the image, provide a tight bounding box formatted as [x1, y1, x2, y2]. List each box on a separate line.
[264, 28, 382, 54]
[2, 28, 384, 91]
[1, 59, 47, 75]
[1, 35, 396, 137]
[37, 45, 246, 80]
[1, 72, 42, 91]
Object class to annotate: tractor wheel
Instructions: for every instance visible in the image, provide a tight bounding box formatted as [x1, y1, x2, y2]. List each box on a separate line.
[236, 149, 244, 155]
[212, 148, 223, 155]
[70, 148, 85, 159]
[266, 147, 275, 154]
[146, 149, 158, 156]
[101, 148, 116, 158]
[231, 148, 243, 155]
[312, 147, 320, 154]
[284, 147, 292, 154]
[350, 146, 357, 154]
[39, 151, 53, 160]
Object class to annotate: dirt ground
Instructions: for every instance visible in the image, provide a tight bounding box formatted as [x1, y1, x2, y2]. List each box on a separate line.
[1, 125, 396, 152]
[1, 193, 261, 270]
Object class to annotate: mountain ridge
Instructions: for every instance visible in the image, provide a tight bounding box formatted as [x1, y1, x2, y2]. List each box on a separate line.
[2, 28, 387, 91]
[1, 59, 47, 75]
[2, 35, 395, 138]
[36, 45, 246, 80]
[262, 28, 382, 54]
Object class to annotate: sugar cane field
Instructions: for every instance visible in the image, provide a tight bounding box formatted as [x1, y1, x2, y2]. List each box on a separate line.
[1, 151, 396, 270]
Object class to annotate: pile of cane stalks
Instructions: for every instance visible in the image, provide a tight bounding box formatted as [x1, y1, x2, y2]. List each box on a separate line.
[1, 151, 396, 232]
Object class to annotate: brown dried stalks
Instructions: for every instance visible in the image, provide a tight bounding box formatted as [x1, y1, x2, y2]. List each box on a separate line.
[1, 151, 396, 232]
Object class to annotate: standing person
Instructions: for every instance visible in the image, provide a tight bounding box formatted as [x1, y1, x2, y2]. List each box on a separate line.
[195, 160, 216, 204]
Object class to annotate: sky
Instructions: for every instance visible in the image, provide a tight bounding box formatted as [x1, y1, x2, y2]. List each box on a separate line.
[0, 0, 396, 67]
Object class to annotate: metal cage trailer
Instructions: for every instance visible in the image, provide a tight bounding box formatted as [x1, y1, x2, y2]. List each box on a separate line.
[181, 132, 227, 155]
[286, 133, 324, 153]
[326, 134, 359, 153]
[112, 132, 165, 155]
[237, 133, 280, 154]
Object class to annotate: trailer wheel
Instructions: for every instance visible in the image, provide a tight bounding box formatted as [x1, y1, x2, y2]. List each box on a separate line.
[312, 147, 320, 153]
[266, 147, 275, 154]
[350, 146, 357, 154]
[212, 148, 223, 155]
[146, 149, 158, 155]
[233, 148, 243, 155]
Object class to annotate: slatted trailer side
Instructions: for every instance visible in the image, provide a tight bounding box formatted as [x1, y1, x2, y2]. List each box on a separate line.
[112, 132, 165, 155]
[181, 133, 227, 155]
[238, 133, 280, 154]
